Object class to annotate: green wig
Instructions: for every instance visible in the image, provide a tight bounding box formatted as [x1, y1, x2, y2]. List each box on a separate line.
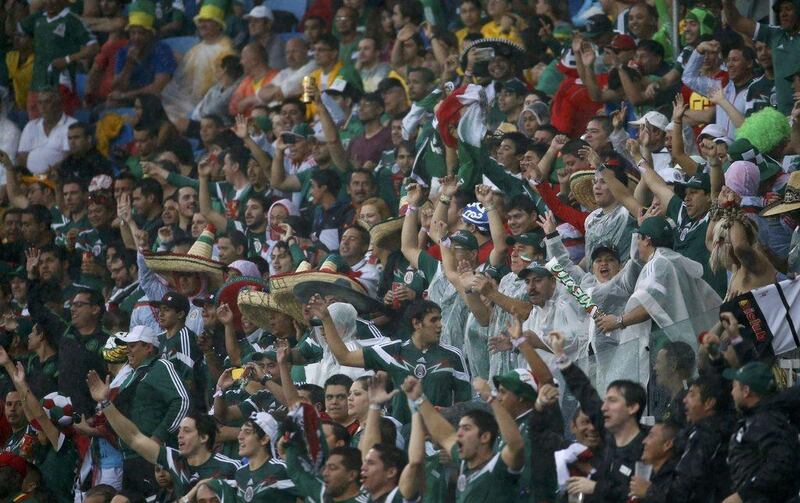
[735, 107, 791, 155]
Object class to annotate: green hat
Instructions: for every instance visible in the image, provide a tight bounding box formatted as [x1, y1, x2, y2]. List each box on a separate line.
[638, 216, 674, 248]
[126, 0, 156, 31]
[500, 78, 527, 96]
[679, 172, 711, 192]
[727, 139, 782, 183]
[723, 362, 776, 395]
[493, 369, 538, 401]
[194, 0, 227, 28]
[773, 0, 800, 13]
[506, 232, 543, 249]
[253, 115, 272, 134]
[286, 122, 314, 140]
[449, 230, 478, 250]
[685, 7, 717, 36]
[517, 260, 551, 279]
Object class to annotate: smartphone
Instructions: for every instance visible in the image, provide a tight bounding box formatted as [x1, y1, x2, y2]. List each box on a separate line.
[473, 47, 495, 62]
[231, 367, 246, 380]
[282, 133, 296, 145]
[269, 225, 282, 241]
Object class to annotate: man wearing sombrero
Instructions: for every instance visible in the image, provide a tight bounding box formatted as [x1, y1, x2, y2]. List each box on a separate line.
[761, 171, 800, 273]
[131, 223, 225, 336]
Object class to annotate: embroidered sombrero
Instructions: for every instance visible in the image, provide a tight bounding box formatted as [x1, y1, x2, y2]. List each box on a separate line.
[368, 217, 404, 250]
[237, 288, 307, 329]
[761, 171, 800, 217]
[569, 170, 597, 211]
[216, 276, 270, 331]
[459, 37, 526, 70]
[143, 224, 226, 288]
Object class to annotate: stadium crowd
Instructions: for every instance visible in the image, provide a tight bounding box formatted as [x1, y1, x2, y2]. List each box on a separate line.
[1, 0, 800, 501]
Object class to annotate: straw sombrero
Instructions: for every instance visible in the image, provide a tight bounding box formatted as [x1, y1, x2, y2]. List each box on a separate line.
[216, 276, 270, 331]
[761, 171, 800, 217]
[143, 224, 226, 288]
[569, 170, 597, 211]
[237, 289, 307, 330]
[369, 217, 404, 250]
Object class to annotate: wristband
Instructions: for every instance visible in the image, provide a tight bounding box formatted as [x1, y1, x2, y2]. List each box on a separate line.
[413, 394, 427, 407]
[260, 374, 273, 386]
[440, 237, 452, 249]
[407, 204, 419, 212]
[616, 315, 625, 329]
[65, 55, 71, 64]
[511, 336, 527, 349]
[597, 163, 607, 172]
[407, 398, 418, 413]
[213, 386, 224, 398]
[439, 196, 451, 205]
[369, 403, 382, 411]
[99, 399, 112, 410]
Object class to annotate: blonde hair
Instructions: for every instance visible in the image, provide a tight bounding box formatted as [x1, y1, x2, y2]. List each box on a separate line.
[709, 214, 759, 273]
[360, 197, 391, 221]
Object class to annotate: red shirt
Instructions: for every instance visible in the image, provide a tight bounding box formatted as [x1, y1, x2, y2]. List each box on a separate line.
[551, 75, 606, 138]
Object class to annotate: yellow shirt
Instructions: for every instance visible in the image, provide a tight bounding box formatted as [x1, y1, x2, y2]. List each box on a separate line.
[6, 51, 34, 109]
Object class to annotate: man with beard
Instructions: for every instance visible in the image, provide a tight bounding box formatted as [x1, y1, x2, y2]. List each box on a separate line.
[56, 179, 90, 249]
[75, 191, 121, 287]
[131, 178, 164, 243]
[19, 205, 53, 250]
[346, 169, 376, 212]
[25, 244, 80, 306]
[724, 0, 800, 114]
[58, 123, 113, 185]
[1, 390, 29, 454]
[348, 92, 393, 168]
[106, 250, 143, 316]
[236, 194, 270, 260]
[284, 446, 364, 503]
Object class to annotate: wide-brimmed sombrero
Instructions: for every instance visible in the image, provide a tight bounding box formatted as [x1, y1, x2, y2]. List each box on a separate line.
[237, 288, 307, 330]
[369, 217, 404, 250]
[216, 276, 270, 331]
[761, 171, 800, 217]
[460, 37, 526, 69]
[569, 170, 597, 211]
[143, 224, 226, 288]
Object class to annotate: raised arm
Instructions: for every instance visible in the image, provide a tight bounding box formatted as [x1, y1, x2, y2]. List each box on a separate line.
[708, 87, 745, 129]
[233, 114, 272, 179]
[359, 372, 398, 459]
[276, 343, 302, 409]
[680, 44, 718, 97]
[213, 369, 244, 423]
[508, 316, 554, 385]
[2, 163, 29, 209]
[86, 371, 160, 465]
[669, 94, 700, 175]
[269, 137, 301, 192]
[537, 135, 568, 182]
[474, 378, 524, 470]
[637, 133, 676, 205]
[403, 376, 457, 454]
[198, 159, 229, 230]
[398, 407, 426, 500]
[313, 85, 349, 172]
[722, 0, 756, 39]
[308, 295, 365, 367]
[401, 184, 425, 268]
[0, 351, 59, 449]
[477, 185, 508, 266]
[216, 304, 242, 366]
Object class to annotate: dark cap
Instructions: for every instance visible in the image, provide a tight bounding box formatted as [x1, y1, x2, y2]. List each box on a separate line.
[590, 244, 620, 262]
[450, 230, 479, 250]
[679, 172, 711, 193]
[500, 78, 528, 96]
[191, 292, 217, 308]
[609, 33, 636, 51]
[377, 77, 405, 94]
[723, 362, 776, 395]
[159, 291, 190, 315]
[517, 261, 551, 279]
[581, 14, 613, 39]
[506, 232, 543, 249]
[638, 216, 674, 248]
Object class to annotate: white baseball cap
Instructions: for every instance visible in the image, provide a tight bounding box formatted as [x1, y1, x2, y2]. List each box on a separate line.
[245, 5, 274, 21]
[630, 111, 669, 132]
[116, 325, 160, 348]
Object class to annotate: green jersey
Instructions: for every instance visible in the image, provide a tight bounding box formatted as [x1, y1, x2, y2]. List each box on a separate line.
[166, 171, 252, 221]
[450, 444, 522, 503]
[755, 22, 800, 114]
[234, 458, 300, 502]
[157, 445, 240, 498]
[158, 326, 202, 385]
[30, 9, 96, 90]
[239, 389, 279, 418]
[37, 433, 79, 503]
[284, 444, 369, 503]
[666, 195, 727, 296]
[363, 339, 471, 423]
[496, 411, 534, 502]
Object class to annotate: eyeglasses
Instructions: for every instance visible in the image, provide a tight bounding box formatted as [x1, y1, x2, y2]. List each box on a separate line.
[71, 301, 92, 308]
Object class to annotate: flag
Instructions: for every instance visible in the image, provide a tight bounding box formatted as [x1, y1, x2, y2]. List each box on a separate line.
[731, 278, 800, 357]
[281, 402, 329, 472]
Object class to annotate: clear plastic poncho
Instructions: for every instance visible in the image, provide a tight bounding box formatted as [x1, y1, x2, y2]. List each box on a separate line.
[584, 205, 637, 265]
[304, 303, 369, 386]
[488, 272, 530, 379]
[427, 264, 469, 349]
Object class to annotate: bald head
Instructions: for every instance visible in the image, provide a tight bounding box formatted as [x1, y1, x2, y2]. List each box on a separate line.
[286, 37, 310, 68]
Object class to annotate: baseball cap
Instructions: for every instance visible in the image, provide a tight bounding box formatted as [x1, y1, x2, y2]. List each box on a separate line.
[723, 361, 776, 395]
[590, 244, 619, 262]
[0, 453, 27, 479]
[159, 291, 190, 315]
[630, 111, 669, 132]
[517, 260, 551, 279]
[493, 369, 538, 401]
[192, 292, 217, 308]
[285, 122, 314, 139]
[698, 123, 728, 141]
[679, 172, 711, 192]
[609, 33, 636, 51]
[244, 5, 274, 21]
[450, 230, 479, 250]
[506, 232, 543, 248]
[116, 325, 160, 347]
[500, 78, 527, 96]
[581, 14, 613, 39]
[637, 216, 674, 248]
[773, 0, 800, 14]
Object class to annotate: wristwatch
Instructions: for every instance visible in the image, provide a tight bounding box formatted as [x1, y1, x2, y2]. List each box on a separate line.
[260, 374, 273, 386]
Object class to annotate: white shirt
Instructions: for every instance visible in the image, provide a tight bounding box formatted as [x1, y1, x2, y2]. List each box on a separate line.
[18, 113, 76, 174]
[272, 60, 317, 99]
[0, 116, 21, 184]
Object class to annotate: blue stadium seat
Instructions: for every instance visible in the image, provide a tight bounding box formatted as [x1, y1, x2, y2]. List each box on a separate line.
[161, 36, 200, 58]
[75, 72, 88, 99]
[266, 0, 308, 25]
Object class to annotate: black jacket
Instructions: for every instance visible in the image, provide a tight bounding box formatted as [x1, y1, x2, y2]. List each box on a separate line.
[641, 457, 679, 503]
[727, 402, 800, 503]
[663, 413, 734, 503]
[561, 363, 645, 503]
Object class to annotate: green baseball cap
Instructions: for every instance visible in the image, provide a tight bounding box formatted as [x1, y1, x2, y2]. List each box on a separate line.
[506, 232, 543, 248]
[517, 260, 551, 279]
[500, 78, 527, 96]
[286, 122, 314, 139]
[723, 361, 776, 395]
[450, 230, 479, 250]
[679, 172, 711, 193]
[493, 369, 538, 401]
[638, 216, 674, 248]
[727, 138, 782, 183]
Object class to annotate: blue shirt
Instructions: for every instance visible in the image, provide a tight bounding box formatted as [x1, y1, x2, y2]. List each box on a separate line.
[114, 41, 177, 90]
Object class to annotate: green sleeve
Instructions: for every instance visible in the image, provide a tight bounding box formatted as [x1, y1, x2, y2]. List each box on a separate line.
[754, 22, 778, 45]
[165, 172, 200, 191]
[126, 157, 142, 179]
[150, 361, 190, 441]
[416, 250, 440, 283]
[284, 444, 325, 501]
[455, 142, 485, 192]
[157, 444, 172, 471]
[288, 242, 306, 268]
[665, 194, 683, 221]
[297, 334, 323, 363]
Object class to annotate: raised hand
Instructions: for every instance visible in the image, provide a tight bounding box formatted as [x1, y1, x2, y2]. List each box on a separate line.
[708, 86, 725, 105]
[405, 183, 424, 207]
[579, 41, 596, 67]
[368, 372, 399, 405]
[10, 362, 25, 386]
[550, 134, 569, 152]
[216, 368, 234, 391]
[474, 184, 494, 205]
[626, 138, 643, 163]
[611, 103, 628, 131]
[439, 175, 460, 198]
[306, 294, 329, 320]
[401, 375, 422, 400]
[232, 114, 248, 139]
[672, 93, 687, 122]
[198, 157, 213, 178]
[537, 211, 557, 235]
[86, 370, 110, 402]
[117, 192, 132, 224]
[25, 247, 40, 278]
[535, 383, 559, 411]
[488, 332, 512, 353]
[473, 377, 492, 401]
[578, 146, 602, 169]
[548, 331, 566, 357]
